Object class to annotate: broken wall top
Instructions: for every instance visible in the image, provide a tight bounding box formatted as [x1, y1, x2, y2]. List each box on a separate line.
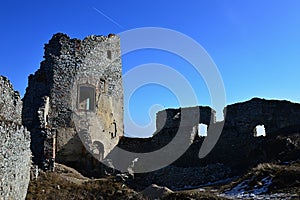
[0, 76, 22, 124]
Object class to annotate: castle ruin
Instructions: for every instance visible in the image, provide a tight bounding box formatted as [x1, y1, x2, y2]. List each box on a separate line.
[0, 31, 297, 190]
[22, 33, 123, 173]
[0, 76, 31, 199]
[119, 98, 300, 189]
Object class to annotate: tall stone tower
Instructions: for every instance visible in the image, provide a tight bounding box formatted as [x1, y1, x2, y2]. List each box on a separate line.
[22, 33, 123, 174]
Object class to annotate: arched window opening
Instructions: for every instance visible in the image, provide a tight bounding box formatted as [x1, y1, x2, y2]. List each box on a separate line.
[100, 79, 107, 93]
[78, 85, 95, 111]
[254, 125, 266, 137]
[198, 123, 208, 137]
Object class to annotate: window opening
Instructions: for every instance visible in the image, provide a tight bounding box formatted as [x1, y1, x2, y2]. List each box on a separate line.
[198, 123, 208, 137]
[254, 125, 266, 137]
[78, 86, 95, 111]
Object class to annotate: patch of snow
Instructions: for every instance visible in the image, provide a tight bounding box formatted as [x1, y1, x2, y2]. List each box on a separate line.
[224, 176, 272, 196]
[220, 176, 298, 199]
[219, 193, 298, 200]
[251, 176, 272, 195]
[224, 180, 248, 195]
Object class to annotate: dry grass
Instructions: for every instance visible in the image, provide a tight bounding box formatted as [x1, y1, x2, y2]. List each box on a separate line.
[26, 163, 227, 200]
[221, 161, 300, 194]
[27, 161, 300, 199]
[26, 164, 143, 200]
[162, 191, 226, 200]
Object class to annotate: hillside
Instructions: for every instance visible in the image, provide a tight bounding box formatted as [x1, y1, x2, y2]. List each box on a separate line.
[26, 130, 300, 199]
[26, 160, 300, 200]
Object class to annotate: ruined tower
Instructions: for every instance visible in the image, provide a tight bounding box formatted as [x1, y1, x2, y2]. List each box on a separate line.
[22, 33, 123, 173]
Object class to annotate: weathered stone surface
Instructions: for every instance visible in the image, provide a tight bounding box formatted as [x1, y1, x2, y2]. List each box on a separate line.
[0, 76, 22, 124]
[142, 184, 173, 200]
[22, 33, 123, 175]
[18, 32, 300, 189]
[119, 98, 300, 189]
[156, 106, 216, 131]
[0, 76, 31, 200]
[224, 98, 300, 136]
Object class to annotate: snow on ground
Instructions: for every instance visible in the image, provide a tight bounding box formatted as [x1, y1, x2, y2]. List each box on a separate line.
[224, 176, 272, 196]
[219, 192, 299, 200]
[219, 176, 298, 199]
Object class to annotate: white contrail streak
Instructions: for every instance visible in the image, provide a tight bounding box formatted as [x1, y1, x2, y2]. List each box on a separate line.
[93, 7, 124, 29]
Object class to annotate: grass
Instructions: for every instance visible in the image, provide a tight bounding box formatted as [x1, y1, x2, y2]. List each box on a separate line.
[26, 164, 143, 200]
[26, 161, 300, 199]
[162, 191, 226, 200]
[221, 161, 300, 195]
[26, 163, 226, 200]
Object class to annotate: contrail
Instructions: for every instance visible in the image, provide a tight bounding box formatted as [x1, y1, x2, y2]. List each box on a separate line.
[93, 7, 124, 29]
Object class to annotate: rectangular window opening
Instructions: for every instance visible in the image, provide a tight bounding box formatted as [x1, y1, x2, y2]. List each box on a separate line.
[78, 86, 95, 112]
[107, 50, 112, 60]
[254, 125, 266, 137]
[198, 123, 208, 137]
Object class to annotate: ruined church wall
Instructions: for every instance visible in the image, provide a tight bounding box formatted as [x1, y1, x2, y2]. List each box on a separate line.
[0, 76, 31, 200]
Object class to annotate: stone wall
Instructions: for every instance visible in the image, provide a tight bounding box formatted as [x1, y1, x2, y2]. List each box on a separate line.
[156, 106, 216, 131]
[224, 98, 300, 136]
[119, 97, 300, 172]
[169, 98, 300, 168]
[0, 76, 23, 124]
[0, 76, 31, 200]
[22, 33, 123, 174]
[155, 98, 300, 138]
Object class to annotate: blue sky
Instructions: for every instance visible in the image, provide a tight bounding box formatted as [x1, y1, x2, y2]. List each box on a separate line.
[0, 1, 300, 137]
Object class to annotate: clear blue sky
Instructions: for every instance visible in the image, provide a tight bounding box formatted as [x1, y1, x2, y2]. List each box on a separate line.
[1, 1, 300, 137]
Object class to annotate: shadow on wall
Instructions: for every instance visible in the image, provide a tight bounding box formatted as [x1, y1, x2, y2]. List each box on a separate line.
[55, 132, 108, 177]
[115, 98, 300, 173]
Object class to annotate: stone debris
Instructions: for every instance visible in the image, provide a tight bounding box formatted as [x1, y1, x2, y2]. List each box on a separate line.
[142, 184, 173, 200]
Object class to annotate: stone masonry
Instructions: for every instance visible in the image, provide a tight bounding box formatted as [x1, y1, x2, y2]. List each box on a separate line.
[0, 76, 31, 200]
[22, 33, 123, 174]
[17, 32, 300, 185]
[156, 106, 216, 130]
[119, 98, 300, 189]
[161, 98, 300, 167]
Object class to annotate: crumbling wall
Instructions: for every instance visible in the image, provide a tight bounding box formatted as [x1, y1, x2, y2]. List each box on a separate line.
[119, 98, 300, 188]
[120, 98, 300, 169]
[163, 99, 300, 168]
[22, 33, 123, 174]
[0, 76, 31, 200]
[224, 98, 300, 136]
[156, 106, 216, 131]
[0, 76, 23, 124]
